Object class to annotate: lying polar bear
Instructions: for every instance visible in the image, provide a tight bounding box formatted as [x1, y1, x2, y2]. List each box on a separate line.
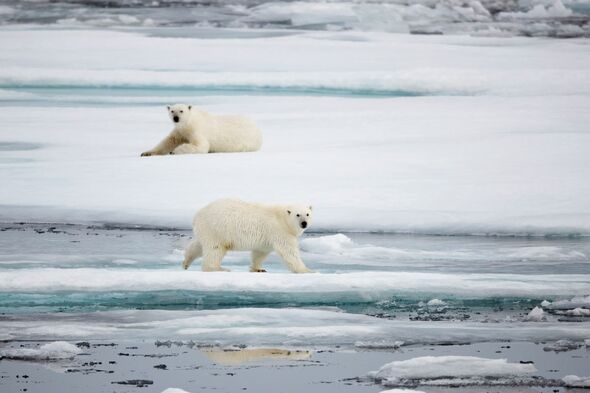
[141, 104, 262, 156]
[182, 199, 313, 273]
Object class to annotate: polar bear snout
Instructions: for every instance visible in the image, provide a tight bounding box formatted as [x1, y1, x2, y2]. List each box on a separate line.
[173, 116, 179, 123]
[301, 221, 308, 229]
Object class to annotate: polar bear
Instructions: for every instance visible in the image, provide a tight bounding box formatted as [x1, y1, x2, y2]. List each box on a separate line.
[140, 104, 262, 156]
[182, 199, 313, 273]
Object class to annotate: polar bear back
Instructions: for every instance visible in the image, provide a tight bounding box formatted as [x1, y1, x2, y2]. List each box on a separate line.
[200, 113, 262, 153]
[194, 199, 286, 251]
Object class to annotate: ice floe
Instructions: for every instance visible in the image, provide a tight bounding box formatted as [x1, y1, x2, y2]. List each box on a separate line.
[524, 306, 547, 322]
[562, 375, 590, 387]
[161, 389, 191, 393]
[0, 341, 80, 360]
[0, 269, 588, 300]
[1, 308, 589, 345]
[543, 339, 580, 352]
[369, 355, 536, 387]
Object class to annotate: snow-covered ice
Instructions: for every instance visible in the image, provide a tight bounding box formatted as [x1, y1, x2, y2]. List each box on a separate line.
[524, 306, 547, 321]
[0, 29, 589, 235]
[0, 341, 80, 361]
[563, 375, 590, 387]
[1, 0, 589, 37]
[2, 308, 589, 346]
[369, 355, 536, 386]
[161, 389, 191, 393]
[0, 269, 587, 299]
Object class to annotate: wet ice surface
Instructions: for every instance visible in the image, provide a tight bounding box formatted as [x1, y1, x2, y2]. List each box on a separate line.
[0, 224, 588, 347]
[1, 340, 589, 393]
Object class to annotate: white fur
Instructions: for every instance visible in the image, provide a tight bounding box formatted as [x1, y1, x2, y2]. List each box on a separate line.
[141, 104, 262, 156]
[182, 199, 313, 273]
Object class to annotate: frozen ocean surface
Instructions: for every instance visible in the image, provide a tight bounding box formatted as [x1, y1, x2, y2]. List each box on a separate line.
[0, 4, 589, 390]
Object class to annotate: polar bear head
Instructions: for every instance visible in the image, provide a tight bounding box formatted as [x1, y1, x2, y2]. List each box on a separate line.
[285, 205, 313, 235]
[167, 104, 193, 126]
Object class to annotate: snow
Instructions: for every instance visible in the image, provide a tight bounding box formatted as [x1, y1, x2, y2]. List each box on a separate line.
[0, 29, 589, 235]
[0, 269, 588, 298]
[369, 356, 536, 385]
[563, 375, 590, 387]
[0, 341, 81, 360]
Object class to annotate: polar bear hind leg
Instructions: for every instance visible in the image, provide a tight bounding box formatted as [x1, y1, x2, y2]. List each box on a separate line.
[183, 239, 203, 270]
[250, 250, 270, 272]
[173, 142, 209, 155]
[201, 246, 229, 272]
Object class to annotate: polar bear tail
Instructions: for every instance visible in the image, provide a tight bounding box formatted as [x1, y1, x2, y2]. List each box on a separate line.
[182, 239, 203, 270]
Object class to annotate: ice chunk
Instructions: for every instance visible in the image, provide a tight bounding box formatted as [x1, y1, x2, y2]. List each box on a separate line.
[562, 375, 590, 388]
[540, 300, 551, 307]
[161, 389, 191, 393]
[546, 295, 590, 310]
[355, 340, 404, 350]
[369, 356, 536, 386]
[426, 299, 446, 306]
[543, 339, 579, 352]
[300, 234, 354, 254]
[0, 341, 81, 360]
[524, 306, 546, 322]
[565, 308, 590, 317]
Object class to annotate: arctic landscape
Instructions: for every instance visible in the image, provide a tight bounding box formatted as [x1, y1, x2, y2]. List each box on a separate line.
[0, 0, 590, 392]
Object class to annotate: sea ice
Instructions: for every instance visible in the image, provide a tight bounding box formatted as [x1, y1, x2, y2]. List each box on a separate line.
[565, 307, 590, 316]
[161, 389, 191, 393]
[380, 390, 426, 393]
[524, 306, 547, 322]
[0, 269, 588, 299]
[369, 355, 536, 386]
[0, 341, 80, 360]
[543, 339, 580, 352]
[563, 375, 590, 387]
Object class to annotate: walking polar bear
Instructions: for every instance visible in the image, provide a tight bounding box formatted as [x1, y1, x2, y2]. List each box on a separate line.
[141, 104, 262, 156]
[182, 199, 313, 273]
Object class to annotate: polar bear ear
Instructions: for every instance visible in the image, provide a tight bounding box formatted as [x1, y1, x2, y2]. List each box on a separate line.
[309, 205, 312, 211]
[287, 210, 291, 215]
[188, 105, 192, 110]
[166, 105, 170, 111]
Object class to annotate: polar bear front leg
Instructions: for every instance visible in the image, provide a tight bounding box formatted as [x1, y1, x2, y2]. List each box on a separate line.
[250, 250, 270, 272]
[141, 133, 181, 156]
[273, 240, 312, 273]
[201, 246, 229, 272]
[172, 142, 209, 155]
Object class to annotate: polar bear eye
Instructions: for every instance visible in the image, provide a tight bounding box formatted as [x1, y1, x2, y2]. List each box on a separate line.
[296, 214, 300, 217]
[306, 214, 309, 217]
[180, 110, 183, 113]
